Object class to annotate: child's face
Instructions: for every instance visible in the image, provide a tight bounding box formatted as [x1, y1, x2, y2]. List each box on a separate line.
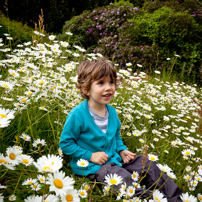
[85, 76, 115, 108]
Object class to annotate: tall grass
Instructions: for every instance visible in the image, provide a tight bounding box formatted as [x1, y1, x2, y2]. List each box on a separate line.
[0, 28, 202, 201]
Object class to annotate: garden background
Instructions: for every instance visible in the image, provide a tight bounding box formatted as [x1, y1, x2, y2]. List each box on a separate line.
[0, 0, 202, 201]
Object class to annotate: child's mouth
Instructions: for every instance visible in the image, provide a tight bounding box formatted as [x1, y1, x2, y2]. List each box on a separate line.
[102, 94, 111, 97]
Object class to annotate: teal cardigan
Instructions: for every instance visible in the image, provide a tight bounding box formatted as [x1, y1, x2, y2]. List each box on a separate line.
[59, 100, 127, 176]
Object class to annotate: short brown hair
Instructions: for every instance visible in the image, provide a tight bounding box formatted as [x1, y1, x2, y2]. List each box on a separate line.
[76, 57, 121, 99]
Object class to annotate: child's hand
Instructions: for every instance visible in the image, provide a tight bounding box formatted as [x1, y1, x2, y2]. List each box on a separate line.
[119, 150, 136, 163]
[90, 152, 108, 165]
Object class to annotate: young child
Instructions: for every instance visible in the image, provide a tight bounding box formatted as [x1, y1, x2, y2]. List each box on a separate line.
[59, 57, 183, 201]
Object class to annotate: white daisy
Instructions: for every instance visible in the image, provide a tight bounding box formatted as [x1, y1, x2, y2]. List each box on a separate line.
[65, 32, 73, 35]
[76, 159, 89, 167]
[182, 149, 195, 156]
[33, 154, 63, 173]
[24, 195, 42, 202]
[167, 171, 176, 179]
[32, 138, 46, 148]
[30, 182, 41, 191]
[151, 189, 168, 202]
[81, 183, 90, 191]
[22, 178, 37, 185]
[78, 189, 87, 198]
[0, 117, 11, 128]
[8, 194, 16, 201]
[0, 108, 15, 120]
[6, 147, 22, 165]
[20, 154, 34, 166]
[0, 193, 4, 201]
[8, 69, 19, 77]
[104, 173, 123, 186]
[43, 194, 59, 202]
[49, 35, 56, 40]
[131, 171, 139, 181]
[103, 185, 111, 195]
[0, 183, 6, 189]
[180, 192, 197, 202]
[156, 164, 172, 174]
[58, 147, 63, 157]
[0, 81, 14, 90]
[132, 197, 142, 202]
[37, 174, 45, 183]
[125, 186, 135, 198]
[20, 133, 31, 141]
[47, 170, 74, 196]
[198, 193, 202, 202]
[148, 154, 159, 162]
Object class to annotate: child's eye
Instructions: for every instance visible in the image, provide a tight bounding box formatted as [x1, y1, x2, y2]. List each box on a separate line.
[98, 81, 103, 85]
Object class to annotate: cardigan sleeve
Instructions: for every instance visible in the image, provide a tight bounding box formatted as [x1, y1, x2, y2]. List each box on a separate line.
[59, 112, 92, 161]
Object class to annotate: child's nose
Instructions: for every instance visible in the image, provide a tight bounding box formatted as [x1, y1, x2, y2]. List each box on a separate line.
[105, 83, 111, 90]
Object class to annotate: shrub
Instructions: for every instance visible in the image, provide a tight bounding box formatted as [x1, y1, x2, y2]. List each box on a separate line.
[129, 7, 202, 79]
[94, 6, 202, 84]
[58, 1, 142, 51]
[0, 11, 34, 48]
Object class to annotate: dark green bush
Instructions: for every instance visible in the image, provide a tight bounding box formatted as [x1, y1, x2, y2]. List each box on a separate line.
[0, 11, 34, 48]
[130, 7, 202, 75]
[94, 6, 202, 84]
[58, 1, 142, 51]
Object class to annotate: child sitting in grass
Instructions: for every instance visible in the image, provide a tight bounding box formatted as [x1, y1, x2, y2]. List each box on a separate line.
[59, 57, 183, 201]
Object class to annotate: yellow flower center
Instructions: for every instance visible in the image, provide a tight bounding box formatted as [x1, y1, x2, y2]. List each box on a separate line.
[0, 114, 7, 118]
[11, 72, 16, 76]
[43, 166, 50, 171]
[109, 179, 117, 185]
[84, 185, 89, 190]
[150, 157, 155, 161]
[66, 194, 73, 201]
[28, 181, 33, 184]
[39, 81, 45, 85]
[126, 195, 130, 199]
[185, 200, 190, 202]
[2, 84, 9, 88]
[80, 162, 85, 166]
[133, 174, 136, 178]
[199, 196, 202, 200]
[9, 153, 16, 160]
[28, 92, 32, 95]
[33, 185, 37, 189]
[155, 198, 160, 202]
[24, 136, 27, 140]
[23, 159, 29, 164]
[21, 99, 26, 102]
[129, 189, 134, 193]
[53, 179, 63, 189]
[40, 178, 44, 182]
[185, 151, 190, 155]
[80, 191, 85, 196]
[0, 159, 6, 163]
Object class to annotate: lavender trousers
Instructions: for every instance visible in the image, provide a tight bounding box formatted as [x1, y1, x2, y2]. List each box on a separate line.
[88, 155, 183, 201]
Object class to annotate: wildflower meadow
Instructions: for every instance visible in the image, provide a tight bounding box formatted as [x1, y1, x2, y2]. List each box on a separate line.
[0, 27, 202, 202]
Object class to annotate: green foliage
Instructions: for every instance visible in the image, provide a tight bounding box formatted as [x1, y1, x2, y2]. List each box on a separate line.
[58, 1, 141, 52]
[0, 11, 34, 48]
[58, 0, 202, 84]
[129, 6, 202, 81]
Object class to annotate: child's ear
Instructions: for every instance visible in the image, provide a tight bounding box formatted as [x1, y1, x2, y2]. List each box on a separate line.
[82, 86, 90, 96]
